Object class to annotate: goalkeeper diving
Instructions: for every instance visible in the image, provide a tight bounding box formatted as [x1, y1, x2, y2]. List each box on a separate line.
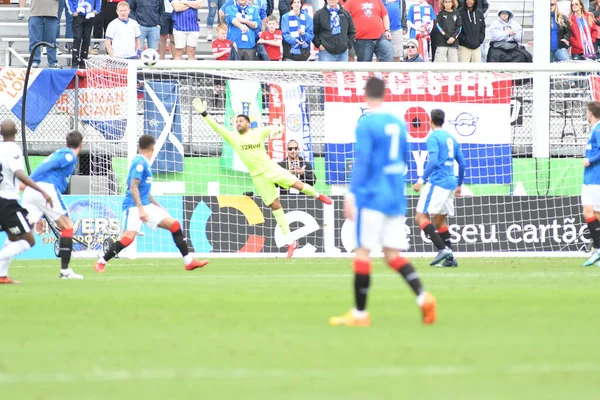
[193, 98, 332, 258]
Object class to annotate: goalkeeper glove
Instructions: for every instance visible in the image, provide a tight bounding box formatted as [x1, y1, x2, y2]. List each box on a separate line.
[192, 98, 208, 117]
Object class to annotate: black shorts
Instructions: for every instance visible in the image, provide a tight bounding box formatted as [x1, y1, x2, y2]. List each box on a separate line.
[160, 13, 174, 35]
[0, 197, 30, 236]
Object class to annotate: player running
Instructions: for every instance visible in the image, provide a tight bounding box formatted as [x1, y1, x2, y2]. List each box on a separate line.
[329, 77, 437, 327]
[94, 135, 209, 272]
[413, 109, 466, 267]
[21, 130, 85, 279]
[192, 98, 332, 258]
[0, 119, 54, 284]
[582, 101, 600, 266]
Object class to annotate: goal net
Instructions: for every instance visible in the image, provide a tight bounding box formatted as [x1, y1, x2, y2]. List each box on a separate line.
[82, 57, 598, 258]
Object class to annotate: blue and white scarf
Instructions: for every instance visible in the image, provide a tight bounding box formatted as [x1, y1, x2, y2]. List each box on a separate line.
[237, 0, 248, 18]
[288, 10, 309, 54]
[329, 6, 341, 35]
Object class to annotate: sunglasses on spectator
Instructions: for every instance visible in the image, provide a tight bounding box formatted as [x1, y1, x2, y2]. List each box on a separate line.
[407, 45, 417, 49]
[288, 147, 298, 150]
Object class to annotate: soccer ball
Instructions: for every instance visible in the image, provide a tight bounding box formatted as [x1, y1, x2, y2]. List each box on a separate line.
[141, 48, 159, 67]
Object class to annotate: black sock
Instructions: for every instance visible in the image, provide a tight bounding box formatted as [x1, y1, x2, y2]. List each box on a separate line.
[104, 240, 126, 262]
[354, 274, 370, 311]
[439, 229, 452, 251]
[59, 236, 72, 270]
[588, 219, 600, 248]
[397, 263, 424, 296]
[172, 229, 189, 257]
[422, 223, 446, 251]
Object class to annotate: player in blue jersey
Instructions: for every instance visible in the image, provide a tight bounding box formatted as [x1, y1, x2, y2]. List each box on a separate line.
[94, 135, 209, 272]
[21, 131, 84, 279]
[413, 109, 466, 267]
[329, 77, 437, 327]
[581, 102, 600, 266]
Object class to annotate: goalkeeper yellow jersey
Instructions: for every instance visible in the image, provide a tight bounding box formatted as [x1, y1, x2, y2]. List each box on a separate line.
[205, 115, 279, 176]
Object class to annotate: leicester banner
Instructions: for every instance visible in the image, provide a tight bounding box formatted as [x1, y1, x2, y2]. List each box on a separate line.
[0, 68, 76, 131]
[224, 80, 263, 172]
[323, 71, 514, 185]
[143, 80, 184, 173]
[268, 83, 313, 163]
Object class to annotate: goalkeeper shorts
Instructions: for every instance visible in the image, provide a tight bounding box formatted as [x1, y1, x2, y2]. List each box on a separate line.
[252, 166, 298, 206]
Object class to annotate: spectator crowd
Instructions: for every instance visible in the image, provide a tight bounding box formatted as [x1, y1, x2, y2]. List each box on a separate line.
[22, 0, 600, 67]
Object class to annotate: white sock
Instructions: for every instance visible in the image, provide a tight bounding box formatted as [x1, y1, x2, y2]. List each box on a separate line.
[0, 239, 31, 261]
[98, 257, 107, 264]
[352, 308, 368, 319]
[285, 234, 295, 246]
[0, 259, 10, 277]
[183, 254, 193, 265]
[416, 292, 428, 306]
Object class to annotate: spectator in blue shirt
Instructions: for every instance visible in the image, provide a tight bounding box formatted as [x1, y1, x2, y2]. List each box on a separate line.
[128, 0, 164, 50]
[225, 0, 261, 59]
[281, 0, 314, 61]
[383, 0, 407, 61]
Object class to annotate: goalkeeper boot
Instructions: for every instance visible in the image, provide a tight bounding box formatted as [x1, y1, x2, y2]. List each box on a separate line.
[583, 249, 600, 266]
[430, 248, 453, 266]
[60, 268, 84, 279]
[287, 240, 298, 259]
[329, 310, 371, 327]
[185, 259, 209, 271]
[419, 292, 437, 325]
[93, 260, 106, 273]
[317, 194, 333, 205]
[0, 276, 20, 284]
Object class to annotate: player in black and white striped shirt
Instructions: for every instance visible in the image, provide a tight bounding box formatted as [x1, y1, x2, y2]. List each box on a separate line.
[0, 119, 53, 284]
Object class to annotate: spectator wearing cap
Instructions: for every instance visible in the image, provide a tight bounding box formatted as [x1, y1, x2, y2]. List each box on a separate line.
[345, 0, 393, 62]
[277, 140, 316, 194]
[404, 38, 425, 61]
[313, 0, 356, 62]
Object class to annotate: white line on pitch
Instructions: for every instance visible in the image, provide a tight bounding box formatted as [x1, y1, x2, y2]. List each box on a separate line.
[0, 363, 598, 385]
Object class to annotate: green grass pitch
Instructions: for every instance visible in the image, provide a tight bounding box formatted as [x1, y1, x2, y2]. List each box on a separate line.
[2, 258, 600, 399]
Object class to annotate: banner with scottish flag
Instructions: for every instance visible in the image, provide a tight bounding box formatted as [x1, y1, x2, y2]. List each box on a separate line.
[0, 68, 77, 131]
[223, 80, 263, 172]
[143, 80, 184, 173]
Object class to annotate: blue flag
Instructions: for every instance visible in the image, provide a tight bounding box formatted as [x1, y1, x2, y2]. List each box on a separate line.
[143, 81, 184, 173]
[5, 68, 77, 131]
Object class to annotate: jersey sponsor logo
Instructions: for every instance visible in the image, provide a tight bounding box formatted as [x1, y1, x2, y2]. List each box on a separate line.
[240, 143, 262, 151]
[449, 112, 478, 137]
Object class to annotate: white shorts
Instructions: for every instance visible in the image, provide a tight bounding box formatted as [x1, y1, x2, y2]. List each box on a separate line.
[355, 208, 409, 251]
[123, 204, 170, 233]
[581, 184, 600, 211]
[416, 183, 456, 216]
[22, 182, 67, 224]
[173, 29, 199, 49]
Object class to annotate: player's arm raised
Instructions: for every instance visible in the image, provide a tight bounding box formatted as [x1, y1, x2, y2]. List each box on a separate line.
[193, 98, 237, 144]
[14, 170, 53, 208]
[129, 178, 149, 222]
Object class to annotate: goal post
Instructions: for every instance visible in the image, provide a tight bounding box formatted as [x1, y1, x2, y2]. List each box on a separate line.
[82, 57, 600, 258]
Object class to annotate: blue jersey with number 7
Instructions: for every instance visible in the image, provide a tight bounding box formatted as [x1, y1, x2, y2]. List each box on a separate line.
[350, 109, 409, 216]
[422, 129, 466, 190]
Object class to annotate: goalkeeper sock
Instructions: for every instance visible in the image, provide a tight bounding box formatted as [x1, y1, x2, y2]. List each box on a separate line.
[169, 221, 189, 257]
[103, 236, 133, 263]
[0, 239, 31, 261]
[420, 222, 446, 251]
[438, 226, 452, 251]
[353, 259, 371, 312]
[388, 256, 424, 296]
[273, 208, 294, 245]
[586, 217, 600, 249]
[300, 183, 318, 198]
[59, 228, 73, 270]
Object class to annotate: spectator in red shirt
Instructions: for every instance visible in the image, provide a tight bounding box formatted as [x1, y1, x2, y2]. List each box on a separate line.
[345, 0, 393, 61]
[212, 23, 233, 60]
[258, 14, 283, 60]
